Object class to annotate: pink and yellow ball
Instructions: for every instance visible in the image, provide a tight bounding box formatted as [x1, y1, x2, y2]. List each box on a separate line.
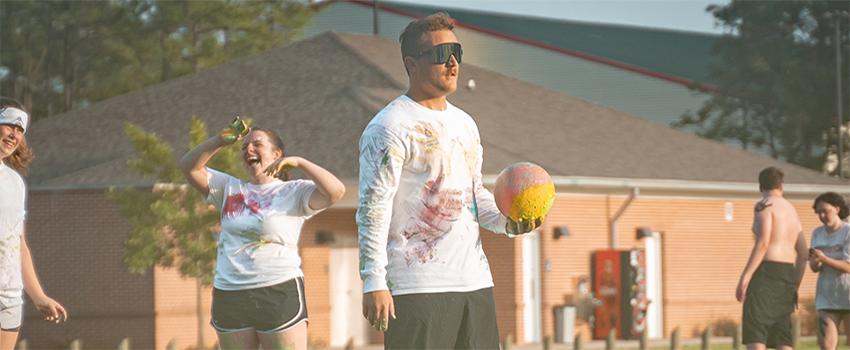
[494, 162, 555, 222]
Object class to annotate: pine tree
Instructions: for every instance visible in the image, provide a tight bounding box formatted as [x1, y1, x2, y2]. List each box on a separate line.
[108, 116, 246, 348]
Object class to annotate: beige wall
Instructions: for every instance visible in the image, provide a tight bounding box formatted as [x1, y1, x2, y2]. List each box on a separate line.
[481, 232, 524, 342]
[21, 189, 363, 349]
[538, 193, 823, 339]
[152, 267, 216, 350]
[22, 190, 155, 349]
[22, 188, 832, 348]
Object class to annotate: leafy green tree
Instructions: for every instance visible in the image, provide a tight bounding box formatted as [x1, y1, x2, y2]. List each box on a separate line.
[0, 1, 312, 121]
[675, 1, 849, 173]
[0, 1, 138, 117]
[141, 0, 312, 80]
[108, 116, 246, 347]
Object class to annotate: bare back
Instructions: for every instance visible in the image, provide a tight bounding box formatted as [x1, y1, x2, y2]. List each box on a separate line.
[752, 196, 803, 263]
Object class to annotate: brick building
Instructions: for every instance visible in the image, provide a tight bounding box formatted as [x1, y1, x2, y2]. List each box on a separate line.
[19, 32, 849, 348]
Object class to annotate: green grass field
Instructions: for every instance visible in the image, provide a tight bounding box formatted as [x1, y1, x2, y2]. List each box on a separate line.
[669, 341, 819, 350]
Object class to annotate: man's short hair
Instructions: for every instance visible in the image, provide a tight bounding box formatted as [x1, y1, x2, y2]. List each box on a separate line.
[399, 12, 454, 61]
[758, 166, 784, 192]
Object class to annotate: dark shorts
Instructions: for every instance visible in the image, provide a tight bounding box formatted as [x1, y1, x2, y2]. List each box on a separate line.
[820, 309, 850, 316]
[211, 277, 307, 334]
[385, 287, 500, 350]
[743, 261, 796, 348]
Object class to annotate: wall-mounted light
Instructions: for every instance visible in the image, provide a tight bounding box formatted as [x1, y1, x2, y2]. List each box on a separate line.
[635, 227, 653, 240]
[553, 226, 570, 240]
[316, 230, 335, 245]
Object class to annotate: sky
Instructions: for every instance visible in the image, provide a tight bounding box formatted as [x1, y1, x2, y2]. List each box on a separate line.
[387, 0, 732, 35]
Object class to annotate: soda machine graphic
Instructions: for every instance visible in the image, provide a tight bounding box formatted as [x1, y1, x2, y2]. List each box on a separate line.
[591, 249, 649, 340]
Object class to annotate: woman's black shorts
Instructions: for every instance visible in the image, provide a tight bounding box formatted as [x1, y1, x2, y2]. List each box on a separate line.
[211, 277, 308, 334]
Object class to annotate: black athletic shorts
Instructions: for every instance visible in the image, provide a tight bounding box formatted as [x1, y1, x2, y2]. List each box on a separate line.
[743, 261, 796, 348]
[385, 287, 500, 350]
[211, 276, 307, 334]
[821, 309, 850, 316]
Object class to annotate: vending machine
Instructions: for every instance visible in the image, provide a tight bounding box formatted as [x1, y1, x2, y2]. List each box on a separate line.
[590, 249, 648, 340]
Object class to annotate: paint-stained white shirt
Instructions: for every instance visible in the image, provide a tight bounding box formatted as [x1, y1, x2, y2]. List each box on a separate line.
[0, 162, 24, 307]
[206, 168, 321, 290]
[357, 95, 507, 296]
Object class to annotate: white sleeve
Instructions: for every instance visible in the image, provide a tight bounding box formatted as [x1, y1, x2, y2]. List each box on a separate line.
[471, 136, 508, 235]
[474, 187, 507, 235]
[291, 180, 322, 218]
[21, 178, 27, 222]
[18, 177, 26, 234]
[205, 167, 234, 210]
[356, 124, 405, 293]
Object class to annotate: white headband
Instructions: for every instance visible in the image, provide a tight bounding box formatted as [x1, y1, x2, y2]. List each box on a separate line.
[0, 107, 28, 134]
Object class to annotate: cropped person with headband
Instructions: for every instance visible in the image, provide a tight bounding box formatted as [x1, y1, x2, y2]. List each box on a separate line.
[0, 97, 67, 350]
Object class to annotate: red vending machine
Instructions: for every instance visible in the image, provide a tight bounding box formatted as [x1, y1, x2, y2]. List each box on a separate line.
[591, 249, 648, 340]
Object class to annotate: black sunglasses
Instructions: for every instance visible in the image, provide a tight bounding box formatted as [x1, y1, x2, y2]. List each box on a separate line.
[416, 43, 463, 65]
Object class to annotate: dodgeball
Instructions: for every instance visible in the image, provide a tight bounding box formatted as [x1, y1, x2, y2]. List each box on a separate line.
[494, 162, 555, 222]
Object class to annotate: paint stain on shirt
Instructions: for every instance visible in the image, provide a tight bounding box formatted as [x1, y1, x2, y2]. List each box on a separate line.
[402, 174, 465, 265]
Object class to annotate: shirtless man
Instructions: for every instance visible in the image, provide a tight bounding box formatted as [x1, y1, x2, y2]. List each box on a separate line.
[737, 166, 808, 350]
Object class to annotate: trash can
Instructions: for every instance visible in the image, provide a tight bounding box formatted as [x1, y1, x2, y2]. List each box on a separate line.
[554, 305, 576, 343]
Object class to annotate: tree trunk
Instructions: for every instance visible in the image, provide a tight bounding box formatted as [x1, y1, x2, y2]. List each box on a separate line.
[191, 21, 198, 74]
[62, 20, 73, 112]
[160, 30, 170, 82]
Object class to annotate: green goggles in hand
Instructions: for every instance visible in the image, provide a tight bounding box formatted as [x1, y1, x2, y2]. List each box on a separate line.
[416, 43, 463, 65]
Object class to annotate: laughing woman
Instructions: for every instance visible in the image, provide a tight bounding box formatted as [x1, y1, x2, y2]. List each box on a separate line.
[0, 98, 67, 350]
[179, 118, 345, 350]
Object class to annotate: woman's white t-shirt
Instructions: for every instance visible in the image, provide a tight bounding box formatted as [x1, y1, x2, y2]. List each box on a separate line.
[206, 168, 321, 291]
[0, 162, 24, 307]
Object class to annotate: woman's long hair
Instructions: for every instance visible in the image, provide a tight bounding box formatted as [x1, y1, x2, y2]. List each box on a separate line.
[6, 137, 33, 175]
[0, 98, 33, 175]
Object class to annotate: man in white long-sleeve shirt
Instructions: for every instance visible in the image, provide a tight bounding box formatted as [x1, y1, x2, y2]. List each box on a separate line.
[356, 12, 538, 349]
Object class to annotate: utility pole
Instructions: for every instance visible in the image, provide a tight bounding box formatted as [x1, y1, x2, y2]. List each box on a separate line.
[836, 3, 850, 178]
[837, 14, 844, 177]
